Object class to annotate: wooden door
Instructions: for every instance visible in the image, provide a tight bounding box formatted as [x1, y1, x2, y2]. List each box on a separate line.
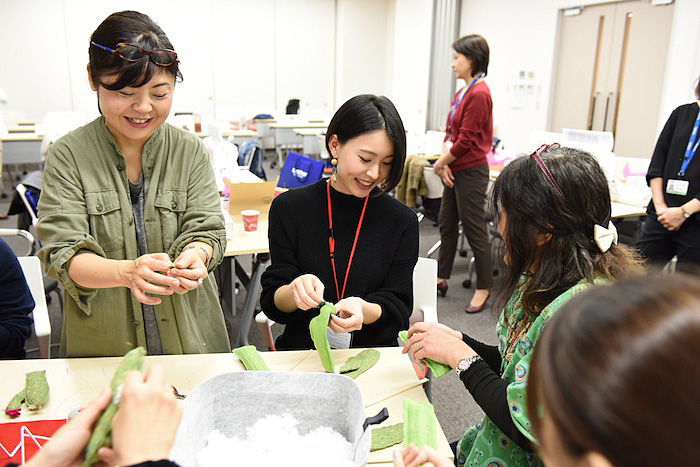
[549, 1, 674, 158]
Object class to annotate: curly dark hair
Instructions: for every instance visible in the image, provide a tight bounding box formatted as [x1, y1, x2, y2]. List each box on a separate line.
[490, 145, 643, 316]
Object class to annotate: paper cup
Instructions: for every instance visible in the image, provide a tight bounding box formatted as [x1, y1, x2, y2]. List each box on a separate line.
[241, 210, 260, 232]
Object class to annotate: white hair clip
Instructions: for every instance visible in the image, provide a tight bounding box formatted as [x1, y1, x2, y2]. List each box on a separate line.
[593, 221, 618, 253]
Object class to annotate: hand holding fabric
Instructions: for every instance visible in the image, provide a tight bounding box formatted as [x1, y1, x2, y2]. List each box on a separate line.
[168, 248, 208, 294]
[122, 253, 178, 305]
[98, 365, 182, 466]
[290, 274, 325, 310]
[24, 387, 111, 467]
[329, 296, 364, 333]
[402, 321, 473, 368]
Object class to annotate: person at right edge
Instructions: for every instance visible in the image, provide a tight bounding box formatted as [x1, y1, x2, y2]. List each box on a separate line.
[636, 74, 700, 272]
[433, 34, 493, 312]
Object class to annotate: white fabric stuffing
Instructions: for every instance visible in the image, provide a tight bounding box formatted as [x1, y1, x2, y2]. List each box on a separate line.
[197, 414, 356, 467]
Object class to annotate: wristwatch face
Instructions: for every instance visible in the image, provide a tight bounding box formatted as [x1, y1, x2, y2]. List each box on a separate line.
[458, 359, 470, 371]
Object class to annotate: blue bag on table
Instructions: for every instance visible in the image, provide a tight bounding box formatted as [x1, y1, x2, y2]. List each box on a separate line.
[277, 152, 324, 189]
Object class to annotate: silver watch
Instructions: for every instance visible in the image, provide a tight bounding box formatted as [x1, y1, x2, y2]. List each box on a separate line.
[455, 355, 482, 377]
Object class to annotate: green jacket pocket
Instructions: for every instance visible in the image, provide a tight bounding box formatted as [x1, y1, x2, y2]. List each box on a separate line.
[86, 190, 124, 252]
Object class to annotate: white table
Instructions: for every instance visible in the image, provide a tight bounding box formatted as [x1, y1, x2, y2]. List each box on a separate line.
[294, 127, 325, 158]
[270, 123, 327, 168]
[218, 170, 273, 347]
[0, 348, 453, 465]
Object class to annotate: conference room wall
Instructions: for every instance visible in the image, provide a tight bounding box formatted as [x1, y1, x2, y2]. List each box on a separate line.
[0, 0, 432, 131]
[458, 0, 700, 154]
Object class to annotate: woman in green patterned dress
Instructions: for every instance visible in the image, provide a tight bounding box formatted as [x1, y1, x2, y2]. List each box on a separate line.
[528, 273, 700, 467]
[398, 145, 643, 467]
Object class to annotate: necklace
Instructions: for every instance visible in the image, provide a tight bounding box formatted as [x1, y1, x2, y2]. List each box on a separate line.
[503, 313, 534, 364]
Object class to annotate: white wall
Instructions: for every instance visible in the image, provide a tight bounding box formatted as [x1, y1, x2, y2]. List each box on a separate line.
[458, 0, 558, 154]
[657, 0, 700, 130]
[334, 0, 391, 107]
[385, 0, 432, 135]
[459, 0, 700, 155]
[0, 0, 426, 123]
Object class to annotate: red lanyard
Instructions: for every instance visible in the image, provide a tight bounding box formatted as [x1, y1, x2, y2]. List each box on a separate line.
[327, 179, 369, 300]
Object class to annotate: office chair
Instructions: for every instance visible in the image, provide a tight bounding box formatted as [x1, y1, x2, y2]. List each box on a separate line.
[13, 185, 64, 317]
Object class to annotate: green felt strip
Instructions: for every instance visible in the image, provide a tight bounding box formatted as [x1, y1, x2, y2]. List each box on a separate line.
[6, 388, 25, 411]
[233, 345, 270, 371]
[310, 302, 336, 373]
[83, 347, 146, 467]
[398, 330, 452, 378]
[339, 348, 380, 379]
[371, 422, 404, 451]
[403, 398, 437, 449]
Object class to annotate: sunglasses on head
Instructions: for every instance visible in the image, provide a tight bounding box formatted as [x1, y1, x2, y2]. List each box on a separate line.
[91, 41, 179, 67]
[530, 143, 565, 199]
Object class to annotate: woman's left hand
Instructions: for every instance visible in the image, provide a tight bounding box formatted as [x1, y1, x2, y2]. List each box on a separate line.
[403, 322, 473, 368]
[657, 207, 686, 231]
[24, 387, 111, 467]
[328, 297, 365, 333]
[438, 164, 455, 188]
[167, 248, 208, 293]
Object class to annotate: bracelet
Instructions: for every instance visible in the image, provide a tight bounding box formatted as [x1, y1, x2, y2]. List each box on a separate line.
[183, 245, 210, 267]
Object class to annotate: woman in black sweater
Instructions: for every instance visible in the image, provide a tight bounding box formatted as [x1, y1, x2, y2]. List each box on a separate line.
[260, 95, 419, 350]
[636, 76, 700, 271]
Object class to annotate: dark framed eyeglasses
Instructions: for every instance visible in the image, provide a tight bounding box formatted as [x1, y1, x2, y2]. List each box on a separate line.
[530, 143, 565, 199]
[91, 41, 179, 66]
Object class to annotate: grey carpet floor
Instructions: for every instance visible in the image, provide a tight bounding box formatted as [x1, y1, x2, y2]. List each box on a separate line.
[2, 155, 501, 443]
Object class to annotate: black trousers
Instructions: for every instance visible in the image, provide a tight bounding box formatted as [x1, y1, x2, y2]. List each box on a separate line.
[636, 215, 700, 273]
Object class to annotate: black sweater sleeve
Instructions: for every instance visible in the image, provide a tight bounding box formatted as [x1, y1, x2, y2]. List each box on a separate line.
[459, 361, 533, 452]
[0, 239, 34, 359]
[461, 332, 501, 372]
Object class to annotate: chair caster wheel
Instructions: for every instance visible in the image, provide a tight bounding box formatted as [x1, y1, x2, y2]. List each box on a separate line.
[459, 250, 468, 257]
[462, 279, 472, 289]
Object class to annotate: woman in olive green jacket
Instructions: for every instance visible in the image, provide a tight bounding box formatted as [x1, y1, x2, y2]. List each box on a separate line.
[36, 11, 230, 357]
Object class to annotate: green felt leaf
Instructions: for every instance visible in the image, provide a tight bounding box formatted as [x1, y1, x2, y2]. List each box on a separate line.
[403, 399, 437, 449]
[309, 302, 336, 373]
[398, 330, 452, 378]
[339, 348, 380, 379]
[234, 345, 270, 371]
[371, 422, 404, 451]
[25, 370, 49, 410]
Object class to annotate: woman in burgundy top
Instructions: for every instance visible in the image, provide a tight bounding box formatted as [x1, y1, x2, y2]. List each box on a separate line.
[433, 34, 493, 313]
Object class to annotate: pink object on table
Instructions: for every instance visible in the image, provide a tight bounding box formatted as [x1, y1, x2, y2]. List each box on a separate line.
[241, 210, 260, 232]
[622, 162, 647, 179]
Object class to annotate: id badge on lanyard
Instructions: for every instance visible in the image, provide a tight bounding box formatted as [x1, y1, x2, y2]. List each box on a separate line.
[666, 179, 689, 196]
[668, 106, 700, 196]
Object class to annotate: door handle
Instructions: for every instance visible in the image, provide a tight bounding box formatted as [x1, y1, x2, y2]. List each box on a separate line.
[602, 93, 613, 131]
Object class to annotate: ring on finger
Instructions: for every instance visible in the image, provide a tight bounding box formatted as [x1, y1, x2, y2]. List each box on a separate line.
[197, 269, 203, 285]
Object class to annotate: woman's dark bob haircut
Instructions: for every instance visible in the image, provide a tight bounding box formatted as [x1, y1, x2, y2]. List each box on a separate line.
[89, 10, 182, 91]
[325, 94, 407, 195]
[528, 273, 700, 466]
[452, 34, 490, 77]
